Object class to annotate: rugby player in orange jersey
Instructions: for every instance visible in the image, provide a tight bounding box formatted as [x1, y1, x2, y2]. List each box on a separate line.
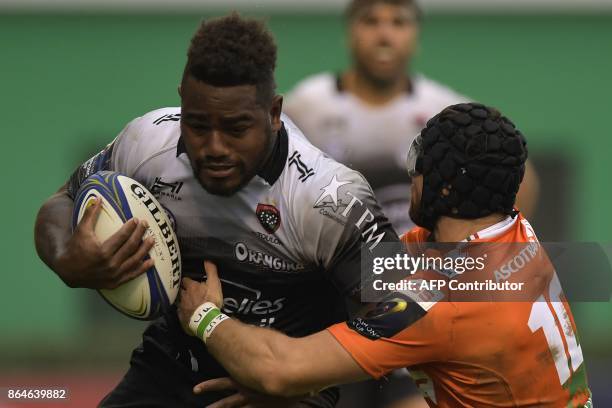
[178, 103, 592, 408]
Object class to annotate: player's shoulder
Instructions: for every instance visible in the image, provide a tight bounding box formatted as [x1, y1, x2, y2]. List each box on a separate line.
[412, 74, 469, 107]
[286, 72, 339, 101]
[113, 107, 181, 162]
[282, 115, 371, 200]
[121, 107, 181, 146]
[281, 118, 375, 230]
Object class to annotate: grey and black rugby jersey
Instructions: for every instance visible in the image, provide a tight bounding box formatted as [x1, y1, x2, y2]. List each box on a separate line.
[68, 107, 398, 336]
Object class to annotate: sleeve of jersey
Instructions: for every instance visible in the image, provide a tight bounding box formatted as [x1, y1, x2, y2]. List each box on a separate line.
[66, 116, 144, 199]
[327, 303, 449, 379]
[296, 165, 400, 299]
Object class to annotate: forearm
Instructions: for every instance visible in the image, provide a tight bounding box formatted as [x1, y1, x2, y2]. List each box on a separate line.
[206, 319, 306, 396]
[180, 264, 369, 397]
[204, 317, 367, 397]
[34, 187, 75, 282]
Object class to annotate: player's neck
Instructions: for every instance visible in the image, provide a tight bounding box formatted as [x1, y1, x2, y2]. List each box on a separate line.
[433, 213, 506, 242]
[343, 69, 409, 107]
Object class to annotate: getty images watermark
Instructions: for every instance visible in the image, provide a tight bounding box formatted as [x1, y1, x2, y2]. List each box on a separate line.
[371, 251, 525, 292]
[360, 242, 612, 303]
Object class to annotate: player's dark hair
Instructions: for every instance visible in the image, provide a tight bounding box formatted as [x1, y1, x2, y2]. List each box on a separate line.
[414, 103, 528, 230]
[183, 12, 277, 106]
[346, 0, 422, 22]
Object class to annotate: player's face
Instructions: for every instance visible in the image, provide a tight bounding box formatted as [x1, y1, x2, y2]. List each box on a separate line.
[409, 174, 424, 226]
[180, 76, 282, 196]
[349, 3, 419, 85]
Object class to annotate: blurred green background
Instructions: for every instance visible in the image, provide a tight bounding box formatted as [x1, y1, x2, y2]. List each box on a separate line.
[1, 6, 611, 406]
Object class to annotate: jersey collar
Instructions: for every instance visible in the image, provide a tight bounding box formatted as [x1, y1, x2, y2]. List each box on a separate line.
[425, 214, 518, 243]
[176, 135, 187, 157]
[176, 122, 289, 186]
[462, 215, 517, 242]
[258, 122, 289, 185]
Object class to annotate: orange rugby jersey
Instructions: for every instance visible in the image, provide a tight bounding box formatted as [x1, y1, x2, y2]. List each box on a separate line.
[328, 214, 591, 407]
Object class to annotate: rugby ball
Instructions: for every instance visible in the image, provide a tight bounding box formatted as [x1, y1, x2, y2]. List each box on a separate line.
[72, 171, 181, 320]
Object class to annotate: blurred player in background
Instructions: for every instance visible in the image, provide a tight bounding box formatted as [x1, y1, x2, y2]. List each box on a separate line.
[34, 13, 401, 408]
[284, 0, 539, 235]
[179, 103, 591, 408]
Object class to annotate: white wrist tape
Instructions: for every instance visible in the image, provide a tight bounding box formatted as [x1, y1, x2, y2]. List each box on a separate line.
[203, 312, 230, 343]
[188, 302, 229, 343]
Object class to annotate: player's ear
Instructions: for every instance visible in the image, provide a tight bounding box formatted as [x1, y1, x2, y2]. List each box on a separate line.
[270, 95, 283, 132]
[177, 85, 182, 98]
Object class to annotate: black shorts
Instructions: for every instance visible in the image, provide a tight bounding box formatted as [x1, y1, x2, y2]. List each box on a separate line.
[99, 314, 339, 408]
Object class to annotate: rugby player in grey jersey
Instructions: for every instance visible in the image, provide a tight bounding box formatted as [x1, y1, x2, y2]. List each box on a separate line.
[34, 13, 402, 408]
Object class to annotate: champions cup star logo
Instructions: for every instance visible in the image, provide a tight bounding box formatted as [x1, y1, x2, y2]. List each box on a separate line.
[314, 175, 352, 211]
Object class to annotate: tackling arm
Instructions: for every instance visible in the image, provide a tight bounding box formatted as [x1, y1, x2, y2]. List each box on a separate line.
[206, 319, 368, 397]
[177, 262, 369, 398]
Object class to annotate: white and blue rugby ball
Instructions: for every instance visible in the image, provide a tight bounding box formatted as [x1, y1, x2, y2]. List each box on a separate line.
[72, 171, 181, 320]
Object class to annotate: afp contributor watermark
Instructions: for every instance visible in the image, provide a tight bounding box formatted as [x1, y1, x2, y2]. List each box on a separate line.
[372, 277, 525, 292]
[360, 242, 612, 302]
[370, 253, 525, 292]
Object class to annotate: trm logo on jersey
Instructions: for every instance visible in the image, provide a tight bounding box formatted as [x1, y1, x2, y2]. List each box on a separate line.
[256, 203, 281, 234]
[314, 175, 386, 251]
[313, 175, 352, 212]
